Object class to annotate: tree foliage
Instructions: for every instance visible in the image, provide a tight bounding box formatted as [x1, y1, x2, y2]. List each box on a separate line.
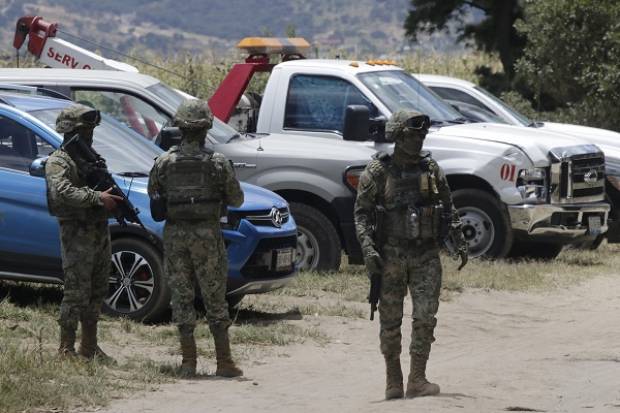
[516, 0, 620, 130]
[404, 0, 525, 79]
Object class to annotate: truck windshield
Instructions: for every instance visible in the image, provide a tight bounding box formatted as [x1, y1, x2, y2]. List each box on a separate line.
[473, 86, 532, 126]
[146, 83, 186, 109]
[358, 70, 464, 124]
[145, 83, 239, 144]
[30, 108, 162, 175]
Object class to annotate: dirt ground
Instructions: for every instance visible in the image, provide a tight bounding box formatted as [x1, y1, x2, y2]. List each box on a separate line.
[100, 274, 620, 413]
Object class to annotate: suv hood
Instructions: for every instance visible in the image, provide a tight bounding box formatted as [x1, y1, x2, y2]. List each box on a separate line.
[434, 122, 593, 166]
[538, 122, 620, 163]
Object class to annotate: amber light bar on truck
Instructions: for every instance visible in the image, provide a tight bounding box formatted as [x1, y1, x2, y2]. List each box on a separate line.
[237, 37, 311, 58]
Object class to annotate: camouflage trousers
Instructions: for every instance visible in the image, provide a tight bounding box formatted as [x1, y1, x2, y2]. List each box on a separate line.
[378, 241, 442, 357]
[163, 220, 230, 333]
[58, 219, 111, 330]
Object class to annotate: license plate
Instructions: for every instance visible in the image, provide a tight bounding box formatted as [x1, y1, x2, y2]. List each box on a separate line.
[588, 216, 602, 236]
[275, 248, 293, 271]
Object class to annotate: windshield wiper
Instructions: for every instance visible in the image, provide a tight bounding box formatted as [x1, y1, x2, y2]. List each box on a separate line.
[226, 133, 241, 143]
[527, 121, 544, 128]
[117, 172, 148, 177]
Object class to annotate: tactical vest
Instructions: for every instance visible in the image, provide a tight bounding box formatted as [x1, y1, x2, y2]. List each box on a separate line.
[379, 154, 444, 241]
[165, 148, 223, 221]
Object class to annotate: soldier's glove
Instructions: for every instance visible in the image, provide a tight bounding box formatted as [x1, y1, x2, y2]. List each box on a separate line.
[457, 249, 468, 271]
[364, 250, 384, 276]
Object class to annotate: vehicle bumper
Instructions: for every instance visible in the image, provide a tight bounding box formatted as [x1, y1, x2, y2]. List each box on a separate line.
[508, 202, 610, 242]
[224, 215, 298, 295]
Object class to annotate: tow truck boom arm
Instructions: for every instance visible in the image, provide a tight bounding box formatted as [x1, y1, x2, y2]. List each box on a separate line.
[13, 15, 138, 72]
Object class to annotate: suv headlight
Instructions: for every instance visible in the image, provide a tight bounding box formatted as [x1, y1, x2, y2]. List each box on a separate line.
[516, 167, 548, 203]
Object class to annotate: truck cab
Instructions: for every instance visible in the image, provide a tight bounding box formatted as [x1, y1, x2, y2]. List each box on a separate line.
[244, 56, 610, 258]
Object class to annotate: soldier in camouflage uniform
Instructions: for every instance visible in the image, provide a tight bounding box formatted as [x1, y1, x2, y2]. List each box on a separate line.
[354, 110, 468, 400]
[45, 104, 122, 360]
[148, 99, 244, 378]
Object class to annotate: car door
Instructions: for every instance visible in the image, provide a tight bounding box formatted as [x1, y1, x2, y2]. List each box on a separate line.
[0, 111, 62, 277]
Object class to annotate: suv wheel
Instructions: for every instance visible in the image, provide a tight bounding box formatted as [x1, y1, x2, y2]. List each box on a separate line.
[290, 202, 341, 271]
[452, 189, 513, 258]
[104, 237, 169, 322]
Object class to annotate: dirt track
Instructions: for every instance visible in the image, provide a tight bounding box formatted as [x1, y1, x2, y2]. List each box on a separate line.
[100, 274, 620, 413]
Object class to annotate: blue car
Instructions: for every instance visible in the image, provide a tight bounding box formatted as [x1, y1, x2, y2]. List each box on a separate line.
[0, 92, 297, 321]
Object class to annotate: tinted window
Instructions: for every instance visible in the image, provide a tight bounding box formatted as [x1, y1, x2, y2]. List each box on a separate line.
[0, 115, 53, 172]
[284, 75, 378, 132]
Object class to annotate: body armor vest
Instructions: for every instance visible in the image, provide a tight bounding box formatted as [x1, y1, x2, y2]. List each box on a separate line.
[382, 160, 443, 241]
[166, 148, 222, 221]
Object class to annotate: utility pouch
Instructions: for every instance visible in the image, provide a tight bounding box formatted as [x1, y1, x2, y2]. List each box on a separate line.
[150, 193, 167, 222]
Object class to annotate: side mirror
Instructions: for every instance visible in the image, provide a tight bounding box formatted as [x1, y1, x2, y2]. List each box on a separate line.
[29, 156, 48, 178]
[343, 105, 370, 141]
[155, 127, 182, 150]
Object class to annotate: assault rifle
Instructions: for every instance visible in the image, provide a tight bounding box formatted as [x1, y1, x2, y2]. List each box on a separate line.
[62, 134, 152, 238]
[368, 206, 386, 321]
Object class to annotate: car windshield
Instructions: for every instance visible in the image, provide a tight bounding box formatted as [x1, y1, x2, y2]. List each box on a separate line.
[358, 70, 464, 123]
[474, 86, 532, 126]
[30, 108, 162, 175]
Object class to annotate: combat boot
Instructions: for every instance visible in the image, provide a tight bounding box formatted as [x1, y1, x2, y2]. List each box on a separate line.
[210, 325, 243, 377]
[58, 327, 77, 357]
[384, 355, 404, 399]
[79, 320, 116, 365]
[406, 353, 440, 398]
[179, 333, 197, 377]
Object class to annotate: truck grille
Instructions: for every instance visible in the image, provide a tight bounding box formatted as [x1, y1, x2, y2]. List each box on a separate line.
[549, 146, 605, 204]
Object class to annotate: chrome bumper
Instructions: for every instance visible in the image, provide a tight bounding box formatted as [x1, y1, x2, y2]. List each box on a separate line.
[508, 202, 610, 239]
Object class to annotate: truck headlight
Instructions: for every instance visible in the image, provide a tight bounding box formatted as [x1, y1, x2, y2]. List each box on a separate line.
[607, 175, 620, 191]
[516, 167, 548, 203]
[344, 166, 365, 191]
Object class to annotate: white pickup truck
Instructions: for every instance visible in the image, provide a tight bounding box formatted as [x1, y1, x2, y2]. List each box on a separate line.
[416, 73, 620, 245]
[235, 57, 609, 259]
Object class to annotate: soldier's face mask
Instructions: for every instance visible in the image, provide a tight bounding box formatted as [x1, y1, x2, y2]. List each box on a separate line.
[80, 109, 101, 128]
[396, 133, 425, 157]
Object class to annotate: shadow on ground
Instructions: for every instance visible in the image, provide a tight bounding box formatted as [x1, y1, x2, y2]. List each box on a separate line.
[0, 281, 63, 308]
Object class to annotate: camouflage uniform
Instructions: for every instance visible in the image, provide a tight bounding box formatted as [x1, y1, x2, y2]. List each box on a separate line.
[354, 110, 467, 399]
[148, 99, 244, 377]
[45, 104, 112, 360]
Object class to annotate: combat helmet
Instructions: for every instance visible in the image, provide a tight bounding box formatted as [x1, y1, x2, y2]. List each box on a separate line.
[173, 99, 213, 131]
[385, 109, 430, 142]
[55, 104, 101, 133]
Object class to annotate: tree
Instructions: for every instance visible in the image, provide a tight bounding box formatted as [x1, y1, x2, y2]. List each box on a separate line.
[516, 0, 620, 129]
[404, 0, 525, 79]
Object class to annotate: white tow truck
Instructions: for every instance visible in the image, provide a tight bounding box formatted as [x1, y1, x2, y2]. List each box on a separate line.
[10, 17, 611, 259]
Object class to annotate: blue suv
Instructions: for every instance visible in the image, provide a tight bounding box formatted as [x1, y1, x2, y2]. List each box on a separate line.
[0, 93, 297, 321]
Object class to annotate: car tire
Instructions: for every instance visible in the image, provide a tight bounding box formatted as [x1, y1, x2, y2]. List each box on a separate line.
[104, 237, 170, 322]
[452, 189, 513, 259]
[290, 202, 341, 271]
[509, 241, 564, 260]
